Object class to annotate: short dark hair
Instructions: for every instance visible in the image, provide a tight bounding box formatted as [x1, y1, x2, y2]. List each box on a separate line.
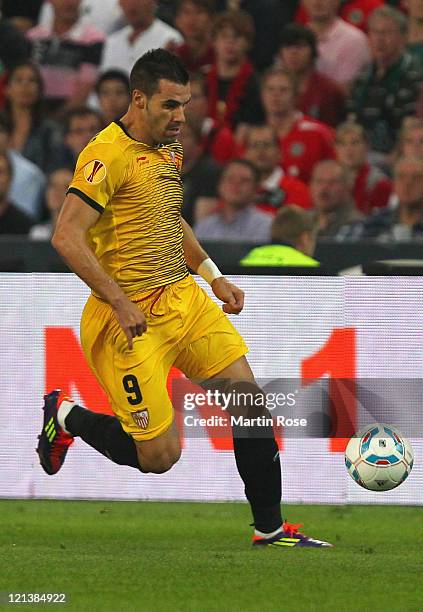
[223, 158, 260, 183]
[129, 49, 189, 97]
[245, 124, 279, 148]
[271, 205, 316, 244]
[96, 69, 130, 94]
[64, 106, 104, 135]
[278, 24, 318, 62]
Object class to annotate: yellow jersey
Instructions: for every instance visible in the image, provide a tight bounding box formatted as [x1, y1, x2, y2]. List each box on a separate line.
[68, 120, 188, 296]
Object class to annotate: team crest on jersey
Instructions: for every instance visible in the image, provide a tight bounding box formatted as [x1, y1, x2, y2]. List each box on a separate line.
[168, 149, 182, 171]
[290, 142, 305, 157]
[84, 160, 107, 184]
[132, 409, 149, 430]
[349, 10, 363, 26]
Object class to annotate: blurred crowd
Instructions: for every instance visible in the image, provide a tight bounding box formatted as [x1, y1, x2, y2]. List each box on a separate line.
[1, 0, 423, 257]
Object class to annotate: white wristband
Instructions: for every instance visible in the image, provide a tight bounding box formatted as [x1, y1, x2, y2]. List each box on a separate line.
[197, 258, 223, 285]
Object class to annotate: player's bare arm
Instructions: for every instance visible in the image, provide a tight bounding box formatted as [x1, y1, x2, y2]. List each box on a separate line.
[52, 193, 146, 349]
[36, 50, 334, 554]
[181, 217, 244, 314]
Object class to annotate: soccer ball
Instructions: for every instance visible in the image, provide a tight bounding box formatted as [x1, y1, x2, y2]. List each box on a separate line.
[345, 424, 414, 491]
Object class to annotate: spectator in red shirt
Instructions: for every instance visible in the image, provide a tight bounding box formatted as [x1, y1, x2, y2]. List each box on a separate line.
[260, 67, 336, 183]
[243, 124, 312, 214]
[276, 24, 346, 127]
[172, 0, 215, 73]
[205, 9, 264, 129]
[186, 72, 240, 164]
[335, 121, 392, 214]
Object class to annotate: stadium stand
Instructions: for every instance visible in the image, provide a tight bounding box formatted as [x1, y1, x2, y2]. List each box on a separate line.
[0, 0, 421, 274]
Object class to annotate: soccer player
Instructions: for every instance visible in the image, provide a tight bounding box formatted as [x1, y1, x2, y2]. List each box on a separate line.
[36, 49, 331, 549]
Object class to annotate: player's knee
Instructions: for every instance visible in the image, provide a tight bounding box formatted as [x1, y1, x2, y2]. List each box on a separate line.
[140, 448, 181, 474]
[148, 461, 175, 474]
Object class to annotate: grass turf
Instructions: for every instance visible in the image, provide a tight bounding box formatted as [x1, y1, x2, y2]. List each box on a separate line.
[0, 501, 422, 611]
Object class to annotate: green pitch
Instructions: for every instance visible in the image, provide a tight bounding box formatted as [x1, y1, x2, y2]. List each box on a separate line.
[0, 500, 422, 611]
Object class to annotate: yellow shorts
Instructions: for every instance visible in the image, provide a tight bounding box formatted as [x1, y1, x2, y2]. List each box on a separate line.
[80, 275, 248, 441]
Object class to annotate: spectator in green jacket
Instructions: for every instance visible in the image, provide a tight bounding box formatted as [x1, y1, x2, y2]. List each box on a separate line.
[240, 204, 319, 267]
[347, 6, 423, 163]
